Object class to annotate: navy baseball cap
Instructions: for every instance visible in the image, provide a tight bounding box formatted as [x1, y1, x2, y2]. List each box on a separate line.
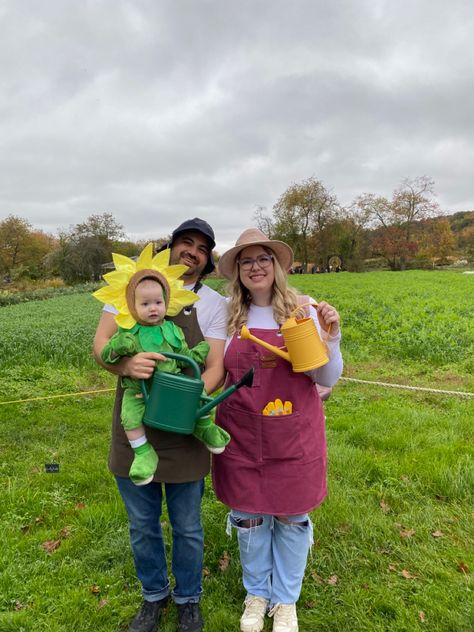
[166, 217, 216, 275]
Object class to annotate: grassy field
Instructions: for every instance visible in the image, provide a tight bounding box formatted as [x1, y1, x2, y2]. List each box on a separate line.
[1, 270, 473, 631]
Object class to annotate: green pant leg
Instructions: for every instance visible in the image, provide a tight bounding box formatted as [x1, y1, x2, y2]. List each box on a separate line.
[121, 385, 146, 431]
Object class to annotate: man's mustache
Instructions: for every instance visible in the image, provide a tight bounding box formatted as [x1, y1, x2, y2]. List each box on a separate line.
[181, 252, 198, 263]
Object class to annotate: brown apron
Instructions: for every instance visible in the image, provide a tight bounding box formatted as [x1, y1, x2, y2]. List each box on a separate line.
[108, 302, 210, 483]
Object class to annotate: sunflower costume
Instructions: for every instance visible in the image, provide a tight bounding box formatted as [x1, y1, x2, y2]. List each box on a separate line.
[93, 244, 230, 485]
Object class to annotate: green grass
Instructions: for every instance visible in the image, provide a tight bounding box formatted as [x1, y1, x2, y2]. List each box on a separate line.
[1, 271, 473, 631]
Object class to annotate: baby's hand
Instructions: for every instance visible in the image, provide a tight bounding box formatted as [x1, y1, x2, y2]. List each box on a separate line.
[122, 352, 165, 380]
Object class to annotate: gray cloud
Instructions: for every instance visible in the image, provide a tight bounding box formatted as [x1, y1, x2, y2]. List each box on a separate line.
[1, 0, 473, 253]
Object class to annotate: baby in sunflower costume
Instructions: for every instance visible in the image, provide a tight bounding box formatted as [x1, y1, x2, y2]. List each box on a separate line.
[93, 244, 230, 486]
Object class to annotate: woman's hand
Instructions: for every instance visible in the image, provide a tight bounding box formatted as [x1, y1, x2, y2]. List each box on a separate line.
[316, 301, 340, 336]
[120, 352, 167, 380]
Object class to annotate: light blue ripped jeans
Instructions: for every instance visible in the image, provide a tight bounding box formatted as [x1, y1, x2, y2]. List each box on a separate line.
[227, 510, 313, 605]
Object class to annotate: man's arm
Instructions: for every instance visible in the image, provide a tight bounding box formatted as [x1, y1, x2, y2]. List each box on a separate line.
[200, 337, 225, 394]
[92, 311, 164, 380]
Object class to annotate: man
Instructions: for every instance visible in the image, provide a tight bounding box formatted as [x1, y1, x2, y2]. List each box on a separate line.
[93, 218, 227, 632]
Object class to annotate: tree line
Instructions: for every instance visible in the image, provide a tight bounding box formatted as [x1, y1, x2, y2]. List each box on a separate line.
[256, 176, 473, 272]
[1, 176, 473, 284]
[0, 212, 158, 284]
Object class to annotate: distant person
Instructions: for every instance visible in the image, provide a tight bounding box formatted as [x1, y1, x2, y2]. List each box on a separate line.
[93, 218, 227, 632]
[212, 228, 343, 632]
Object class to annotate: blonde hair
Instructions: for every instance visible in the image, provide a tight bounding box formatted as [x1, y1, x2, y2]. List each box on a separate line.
[226, 247, 300, 335]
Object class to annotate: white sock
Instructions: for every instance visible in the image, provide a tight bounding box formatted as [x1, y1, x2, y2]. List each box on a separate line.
[129, 435, 147, 449]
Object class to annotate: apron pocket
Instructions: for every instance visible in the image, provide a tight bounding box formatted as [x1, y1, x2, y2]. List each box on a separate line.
[261, 412, 303, 461]
[221, 403, 262, 462]
[220, 405, 304, 462]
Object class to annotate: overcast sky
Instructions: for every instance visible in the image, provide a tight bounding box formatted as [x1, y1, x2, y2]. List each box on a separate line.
[1, 0, 473, 253]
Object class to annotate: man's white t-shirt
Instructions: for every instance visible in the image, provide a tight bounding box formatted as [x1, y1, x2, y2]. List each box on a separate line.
[103, 282, 228, 340]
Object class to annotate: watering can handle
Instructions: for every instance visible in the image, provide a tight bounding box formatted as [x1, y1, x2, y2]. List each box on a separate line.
[139, 351, 202, 402]
[290, 301, 318, 317]
[140, 378, 150, 402]
[290, 302, 332, 338]
[159, 352, 202, 380]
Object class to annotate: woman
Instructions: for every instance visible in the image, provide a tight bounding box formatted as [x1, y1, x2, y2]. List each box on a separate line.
[213, 228, 343, 632]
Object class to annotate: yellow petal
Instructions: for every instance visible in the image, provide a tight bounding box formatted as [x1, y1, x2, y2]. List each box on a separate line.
[103, 270, 131, 287]
[93, 287, 131, 315]
[92, 287, 107, 303]
[114, 296, 129, 313]
[167, 290, 200, 316]
[151, 249, 171, 268]
[162, 264, 189, 281]
[166, 305, 182, 317]
[112, 252, 137, 272]
[93, 286, 122, 304]
[116, 312, 137, 329]
[136, 243, 154, 270]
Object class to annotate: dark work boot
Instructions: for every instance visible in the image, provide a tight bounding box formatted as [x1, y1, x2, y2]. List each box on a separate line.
[128, 597, 169, 632]
[176, 602, 204, 632]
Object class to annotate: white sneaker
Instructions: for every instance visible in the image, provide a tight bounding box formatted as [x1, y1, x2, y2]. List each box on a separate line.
[240, 595, 269, 632]
[268, 603, 298, 632]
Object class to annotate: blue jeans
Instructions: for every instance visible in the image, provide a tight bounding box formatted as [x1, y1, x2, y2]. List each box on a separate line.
[116, 476, 204, 604]
[229, 510, 313, 605]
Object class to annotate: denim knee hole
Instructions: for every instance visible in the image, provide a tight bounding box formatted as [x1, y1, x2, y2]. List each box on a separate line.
[228, 514, 265, 552]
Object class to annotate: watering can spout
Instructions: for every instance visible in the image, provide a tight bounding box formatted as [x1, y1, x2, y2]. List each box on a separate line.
[240, 325, 291, 362]
[196, 368, 254, 419]
[240, 308, 329, 373]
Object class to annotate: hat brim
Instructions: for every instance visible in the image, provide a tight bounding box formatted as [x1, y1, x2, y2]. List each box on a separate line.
[218, 240, 294, 279]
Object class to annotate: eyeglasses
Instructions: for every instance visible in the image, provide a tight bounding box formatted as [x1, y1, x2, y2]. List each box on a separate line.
[238, 254, 274, 271]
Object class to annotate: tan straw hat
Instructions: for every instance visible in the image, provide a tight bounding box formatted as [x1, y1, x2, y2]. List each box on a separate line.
[218, 228, 294, 279]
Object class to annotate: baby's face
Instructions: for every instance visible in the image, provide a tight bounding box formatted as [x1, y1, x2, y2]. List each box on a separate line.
[134, 279, 167, 325]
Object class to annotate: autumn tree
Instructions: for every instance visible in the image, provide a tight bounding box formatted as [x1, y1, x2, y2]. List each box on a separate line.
[0, 215, 32, 273]
[0, 215, 57, 279]
[272, 177, 339, 268]
[321, 212, 371, 271]
[53, 212, 126, 283]
[457, 225, 474, 262]
[352, 176, 439, 270]
[417, 218, 456, 267]
[74, 212, 125, 243]
[393, 177, 439, 252]
[451, 211, 474, 262]
[254, 206, 276, 238]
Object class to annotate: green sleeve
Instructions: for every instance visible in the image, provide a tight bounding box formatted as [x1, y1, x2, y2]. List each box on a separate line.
[178, 339, 210, 367]
[100, 330, 139, 364]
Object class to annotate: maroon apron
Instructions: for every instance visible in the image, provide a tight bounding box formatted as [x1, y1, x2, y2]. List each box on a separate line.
[212, 328, 327, 515]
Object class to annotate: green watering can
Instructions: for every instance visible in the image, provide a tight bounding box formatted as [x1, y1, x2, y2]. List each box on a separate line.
[140, 352, 254, 434]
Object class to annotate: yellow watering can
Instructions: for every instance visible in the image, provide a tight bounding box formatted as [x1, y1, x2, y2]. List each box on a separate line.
[240, 303, 330, 373]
